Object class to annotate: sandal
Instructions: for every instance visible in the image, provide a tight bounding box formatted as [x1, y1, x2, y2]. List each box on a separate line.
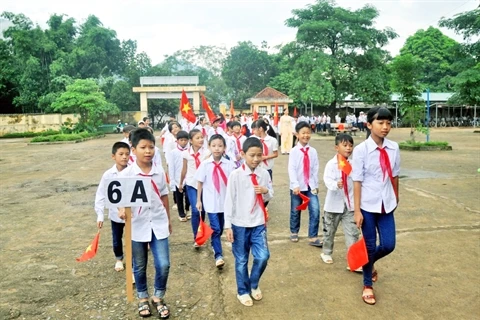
[372, 269, 378, 282]
[151, 298, 170, 319]
[320, 253, 333, 264]
[237, 294, 253, 306]
[114, 260, 124, 272]
[290, 234, 299, 242]
[308, 239, 323, 247]
[137, 300, 152, 317]
[362, 286, 376, 305]
[251, 287, 262, 301]
[178, 217, 187, 222]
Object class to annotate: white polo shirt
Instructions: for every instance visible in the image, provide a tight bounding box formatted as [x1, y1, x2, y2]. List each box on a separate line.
[351, 137, 400, 213]
[323, 155, 354, 212]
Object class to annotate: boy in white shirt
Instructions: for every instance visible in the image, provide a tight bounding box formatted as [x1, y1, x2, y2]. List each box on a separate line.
[224, 137, 273, 307]
[321, 134, 360, 268]
[229, 121, 246, 166]
[195, 134, 236, 268]
[118, 128, 171, 318]
[94, 141, 130, 271]
[288, 121, 322, 246]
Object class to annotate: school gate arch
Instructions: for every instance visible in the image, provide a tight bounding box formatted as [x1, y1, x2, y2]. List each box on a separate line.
[132, 76, 206, 119]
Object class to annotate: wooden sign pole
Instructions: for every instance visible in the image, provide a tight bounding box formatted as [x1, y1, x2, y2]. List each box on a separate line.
[125, 207, 134, 302]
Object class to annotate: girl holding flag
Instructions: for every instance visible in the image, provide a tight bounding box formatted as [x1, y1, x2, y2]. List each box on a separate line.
[321, 133, 359, 268]
[194, 134, 236, 268]
[351, 106, 400, 305]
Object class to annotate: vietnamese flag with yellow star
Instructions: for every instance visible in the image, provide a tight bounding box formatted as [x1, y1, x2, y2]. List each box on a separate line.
[337, 154, 352, 175]
[180, 90, 197, 123]
[76, 231, 100, 262]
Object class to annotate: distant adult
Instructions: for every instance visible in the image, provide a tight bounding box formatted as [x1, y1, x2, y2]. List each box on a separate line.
[143, 117, 151, 128]
[279, 108, 295, 154]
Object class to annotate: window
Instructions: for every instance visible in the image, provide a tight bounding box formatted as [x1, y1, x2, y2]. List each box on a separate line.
[258, 106, 267, 114]
[271, 105, 285, 114]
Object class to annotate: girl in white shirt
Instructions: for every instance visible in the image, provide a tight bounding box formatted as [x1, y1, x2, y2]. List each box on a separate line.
[179, 129, 209, 246]
[194, 134, 236, 268]
[351, 106, 400, 306]
[251, 119, 278, 181]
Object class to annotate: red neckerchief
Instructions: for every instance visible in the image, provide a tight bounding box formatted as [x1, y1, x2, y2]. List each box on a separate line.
[242, 164, 268, 225]
[190, 146, 201, 169]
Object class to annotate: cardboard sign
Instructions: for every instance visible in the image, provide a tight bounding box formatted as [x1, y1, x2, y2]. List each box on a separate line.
[105, 177, 152, 207]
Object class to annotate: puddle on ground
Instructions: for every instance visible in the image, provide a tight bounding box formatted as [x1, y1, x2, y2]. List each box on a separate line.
[400, 169, 451, 180]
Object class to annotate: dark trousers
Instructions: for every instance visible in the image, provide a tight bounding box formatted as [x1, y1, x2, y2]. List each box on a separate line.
[174, 186, 190, 218]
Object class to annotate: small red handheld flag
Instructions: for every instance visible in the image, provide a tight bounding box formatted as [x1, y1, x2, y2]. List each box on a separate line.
[195, 217, 213, 246]
[295, 193, 310, 211]
[253, 109, 258, 121]
[347, 237, 369, 271]
[180, 90, 197, 123]
[273, 103, 279, 126]
[293, 106, 298, 118]
[76, 232, 100, 262]
[337, 154, 352, 176]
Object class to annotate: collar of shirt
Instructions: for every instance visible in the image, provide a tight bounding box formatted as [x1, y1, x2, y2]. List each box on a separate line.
[365, 136, 395, 153]
[240, 164, 262, 176]
[130, 160, 161, 176]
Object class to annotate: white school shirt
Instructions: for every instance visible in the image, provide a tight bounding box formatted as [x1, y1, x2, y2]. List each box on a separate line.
[288, 143, 319, 191]
[230, 134, 247, 155]
[120, 137, 129, 144]
[182, 146, 209, 188]
[207, 126, 226, 141]
[351, 136, 400, 213]
[94, 165, 125, 224]
[118, 161, 170, 242]
[224, 133, 238, 164]
[194, 156, 236, 213]
[253, 135, 278, 170]
[153, 146, 163, 169]
[224, 165, 273, 229]
[167, 144, 188, 189]
[323, 155, 354, 212]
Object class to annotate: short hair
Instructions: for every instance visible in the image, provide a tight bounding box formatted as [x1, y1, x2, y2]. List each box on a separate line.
[189, 128, 202, 140]
[112, 141, 130, 154]
[250, 120, 258, 129]
[122, 125, 136, 133]
[335, 133, 354, 145]
[131, 128, 155, 148]
[242, 137, 263, 153]
[295, 121, 311, 133]
[230, 121, 241, 128]
[176, 130, 189, 140]
[146, 126, 154, 134]
[209, 134, 226, 146]
[199, 116, 206, 123]
[252, 119, 267, 131]
[168, 121, 181, 132]
[143, 116, 149, 122]
[367, 107, 393, 123]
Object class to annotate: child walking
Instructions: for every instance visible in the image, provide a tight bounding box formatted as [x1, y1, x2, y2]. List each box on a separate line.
[321, 134, 360, 268]
[94, 142, 130, 272]
[195, 134, 236, 268]
[179, 129, 209, 246]
[224, 137, 273, 307]
[167, 130, 191, 222]
[351, 107, 400, 305]
[251, 119, 278, 180]
[118, 128, 171, 318]
[288, 121, 322, 246]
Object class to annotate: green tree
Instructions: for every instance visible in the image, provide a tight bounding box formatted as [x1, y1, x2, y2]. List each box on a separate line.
[52, 79, 119, 129]
[285, 0, 397, 113]
[390, 54, 425, 140]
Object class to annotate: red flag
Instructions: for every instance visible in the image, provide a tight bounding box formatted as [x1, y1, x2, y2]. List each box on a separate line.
[76, 232, 100, 262]
[230, 100, 235, 117]
[337, 154, 352, 175]
[293, 106, 298, 118]
[347, 237, 369, 271]
[253, 109, 258, 120]
[180, 90, 197, 123]
[273, 103, 279, 126]
[195, 217, 213, 246]
[201, 94, 216, 123]
[295, 193, 310, 211]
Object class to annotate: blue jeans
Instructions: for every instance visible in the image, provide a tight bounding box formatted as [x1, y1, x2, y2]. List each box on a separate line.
[111, 220, 125, 260]
[361, 209, 396, 286]
[208, 212, 224, 260]
[132, 231, 170, 299]
[231, 224, 270, 295]
[290, 189, 320, 238]
[185, 185, 205, 240]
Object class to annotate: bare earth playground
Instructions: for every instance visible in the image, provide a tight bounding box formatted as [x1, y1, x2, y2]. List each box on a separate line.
[0, 127, 478, 319]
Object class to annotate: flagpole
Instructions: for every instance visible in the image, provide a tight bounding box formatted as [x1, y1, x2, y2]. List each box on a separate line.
[125, 207, 134, 302]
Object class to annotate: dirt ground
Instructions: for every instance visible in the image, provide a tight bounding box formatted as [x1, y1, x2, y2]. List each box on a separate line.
[0, 127, 479, 320]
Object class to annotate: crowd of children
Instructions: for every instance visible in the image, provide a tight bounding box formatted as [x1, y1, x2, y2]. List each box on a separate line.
[93, 106, 399, 315]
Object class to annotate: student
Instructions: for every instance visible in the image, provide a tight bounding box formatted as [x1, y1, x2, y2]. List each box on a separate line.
[207, 116, 225, 141]
[351, 106, 400, 305]
[138, 120, 146, 128]
[321, 134, 360, 268]
[224, 137, 273, 307]
[167, 130, 191, 222]
[118, 128, 171, 318]
[179, 129, 209, 246]
[94, 142, 130, 271]
[229, 121, 246, 166]
[288, 121, 322, 246]
[163, 122, 181, 210]
[195, 116, 210, 144]
[195, 134, 236, 268]
[251, 119, 278, 180]
[120, 125, 135, 145]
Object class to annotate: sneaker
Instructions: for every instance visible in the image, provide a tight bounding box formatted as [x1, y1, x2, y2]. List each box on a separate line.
[215, 258, 225, 269]
[178, 216, 187, 222]
[172, 204, 178, 211]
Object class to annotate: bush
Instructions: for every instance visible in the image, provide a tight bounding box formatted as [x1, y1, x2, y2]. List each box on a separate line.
[399, 140, 449, 147]
[30, 132, 103, 143]
[1, 129, 60, 139]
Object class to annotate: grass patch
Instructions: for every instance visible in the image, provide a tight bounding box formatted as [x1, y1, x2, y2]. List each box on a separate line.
[30, 132, 103, 143]
[1, 129, 60, 138]
[399, 140, 449, 147]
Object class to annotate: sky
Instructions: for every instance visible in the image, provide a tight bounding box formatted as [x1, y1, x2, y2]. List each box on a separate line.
[2, 0, 478, 65]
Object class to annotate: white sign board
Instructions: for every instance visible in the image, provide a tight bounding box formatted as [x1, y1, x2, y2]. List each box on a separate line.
[105, 177, 152, 207]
